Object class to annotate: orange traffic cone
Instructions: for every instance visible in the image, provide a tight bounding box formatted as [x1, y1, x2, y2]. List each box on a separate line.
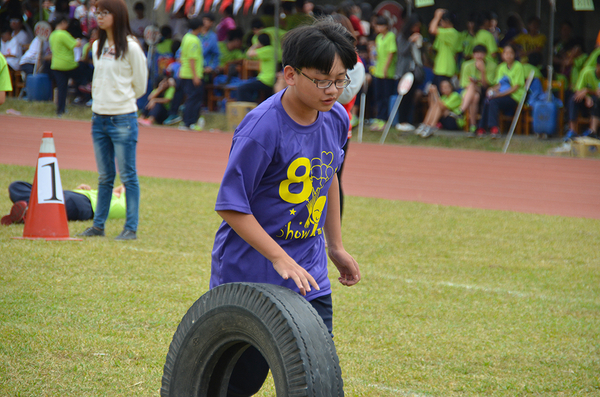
[14, 132, 80, 241]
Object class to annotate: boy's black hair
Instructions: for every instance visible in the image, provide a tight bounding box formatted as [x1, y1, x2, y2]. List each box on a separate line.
[188, 17, 203, 31]
[257, 33, 270, 46]
[202, 12, 215, 21]
[375, 15, 389, 26]
[227, 28, 244, 42]
[134, 1, 145, 11]
[282, 18, 357, 73]
[442, 10, 456, 26]
[250, 18, 264, 30]
[161, 25, 172, 38]
[472, 44, 487, 54]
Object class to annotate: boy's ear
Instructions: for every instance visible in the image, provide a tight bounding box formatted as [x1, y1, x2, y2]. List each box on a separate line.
[283, 65, 297, 86]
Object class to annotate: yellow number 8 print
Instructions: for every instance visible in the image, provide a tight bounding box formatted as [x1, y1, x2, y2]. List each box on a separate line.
[279, 157, 312, 204]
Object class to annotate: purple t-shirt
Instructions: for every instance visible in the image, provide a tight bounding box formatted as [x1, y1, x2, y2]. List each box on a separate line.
[210, 89, 349, 301]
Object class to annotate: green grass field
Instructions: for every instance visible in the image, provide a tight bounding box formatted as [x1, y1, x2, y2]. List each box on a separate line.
[1, 163, 598, 396]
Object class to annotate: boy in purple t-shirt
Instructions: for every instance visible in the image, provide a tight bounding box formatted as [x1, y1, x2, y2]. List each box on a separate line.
[210, 20, 361, 396]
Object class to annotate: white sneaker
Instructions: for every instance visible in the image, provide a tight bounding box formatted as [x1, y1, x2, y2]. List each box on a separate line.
[421, 126, 436, 138]
[413, 123, 426, 135]
[551, 142, 571, 154]
[396, 122, 415, 132]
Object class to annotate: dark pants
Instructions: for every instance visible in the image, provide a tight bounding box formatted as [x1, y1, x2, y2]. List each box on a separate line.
[169, 78, 204, 127]
[8, 181, 93, 221]
[143, 103, 170, 124]
[51, 65, 85, 115]
[567, 95, 600, 122]
[397, 83, 416, 124]
[478, 95, 517, 130]
[237, 78, 272, 102]
[227, 294, 333, 397]
[373, 76, 396, 120]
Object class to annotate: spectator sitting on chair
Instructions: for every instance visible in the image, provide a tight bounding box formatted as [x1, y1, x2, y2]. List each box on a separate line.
[19, 35, 52, 75]
[414, 79, 465, 138]
[138, 75, 176, 126]
[216, 28, 245, 79]
[0, 53, 13, 104]
[476, 44, 524, 139]
[1, 28, 22, 72]
[237, 33, 275, 102]
[458, 44, 497, 134]
[564, 54, 600, 141]
[1, 181, 126, 226]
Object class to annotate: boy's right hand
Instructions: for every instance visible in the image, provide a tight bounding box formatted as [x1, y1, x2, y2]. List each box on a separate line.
[272, 257, 320, 297]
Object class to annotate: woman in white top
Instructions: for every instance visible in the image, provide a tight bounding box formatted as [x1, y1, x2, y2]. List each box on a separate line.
[78, 0, 147, 241]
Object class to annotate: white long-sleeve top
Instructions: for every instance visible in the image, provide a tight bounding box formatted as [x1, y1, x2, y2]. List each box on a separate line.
[91, 36, 148, 115]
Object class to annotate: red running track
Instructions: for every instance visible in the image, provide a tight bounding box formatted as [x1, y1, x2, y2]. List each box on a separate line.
[1, 114, 599, 219]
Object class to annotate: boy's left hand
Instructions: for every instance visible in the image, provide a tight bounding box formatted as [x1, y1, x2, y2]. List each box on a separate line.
[328, 247, 361, 286]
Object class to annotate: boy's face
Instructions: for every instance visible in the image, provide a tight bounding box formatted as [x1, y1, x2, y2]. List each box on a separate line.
[1, 32, 10, 43]
[473, 51, 485, 62]
[502, 46, 515, 63]
[289, 54, 347, 113]
[375, 24, 387, 34]
[440, 80, 452, 96]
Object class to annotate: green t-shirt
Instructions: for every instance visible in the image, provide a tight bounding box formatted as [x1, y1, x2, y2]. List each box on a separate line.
[473, 29, 497, 63]
[149, 85, 175, 110]
[255, 45, 276, 87]
[156, 38, 173, 55]
[496, 61, 525, 102]
[459, 58, 497, 88]
[179, 32, 204, 80]
[522, 63, 542, 80]
[374, 31, 397, 79]
[461, 31, 475, 57]
[49, 30, 78, 71]
[218, 41, 245, 67]
[251, 27, 286, 57]
[0, 54, 13, 92]
[574, 66, 600, 92]
[441, 92, 465, 128]
[583, 47, 600, 70]
[72, 189, 126, 219]
[433, 27, 462, 77]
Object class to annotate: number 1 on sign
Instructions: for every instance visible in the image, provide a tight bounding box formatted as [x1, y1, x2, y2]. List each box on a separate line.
[37, 158, 65, 204]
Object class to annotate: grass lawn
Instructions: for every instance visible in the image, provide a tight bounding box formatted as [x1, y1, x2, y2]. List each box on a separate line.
[1, 163, 598, 396]
[3, 97, 563, 156]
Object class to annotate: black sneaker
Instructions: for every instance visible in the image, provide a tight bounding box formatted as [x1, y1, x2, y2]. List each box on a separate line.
[115, 229, 137, 241]
[78, 226, 105, 237]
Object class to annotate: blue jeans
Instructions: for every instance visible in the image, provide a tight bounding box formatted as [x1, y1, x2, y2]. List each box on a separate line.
[91, 112, 139, 232]
[478, 95, 517, 130]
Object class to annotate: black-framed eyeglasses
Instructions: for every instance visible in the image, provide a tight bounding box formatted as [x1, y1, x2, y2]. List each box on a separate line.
[94, 10, 111, 17]
[295, 68, 351, 89]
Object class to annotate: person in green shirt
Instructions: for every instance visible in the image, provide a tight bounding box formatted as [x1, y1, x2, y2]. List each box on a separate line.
[415, 79, 464, 138]
[565, 55, 600, 139]
[216, 28, 245, 78]
[138, 75, 176, 126]
[476, 44, 524, 138]
[155, 25, 174, 56]
[458, 45, 497, 133]
[238, 33, 275, 102]
[172, 17, 205, 130]
[2, 181, 126, 225]
[429, 8, 462, 86]
[472, 12, 498, 63]
[369, 15, 397, 132]
[0, 53, 12, 105]
[49, 15, 83, 116]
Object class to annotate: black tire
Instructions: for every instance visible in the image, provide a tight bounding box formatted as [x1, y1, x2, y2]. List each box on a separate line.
[161, 282, 344, 397]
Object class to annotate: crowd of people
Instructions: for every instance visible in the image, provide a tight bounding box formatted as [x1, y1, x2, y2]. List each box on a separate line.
[1, 0, 599, 144]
